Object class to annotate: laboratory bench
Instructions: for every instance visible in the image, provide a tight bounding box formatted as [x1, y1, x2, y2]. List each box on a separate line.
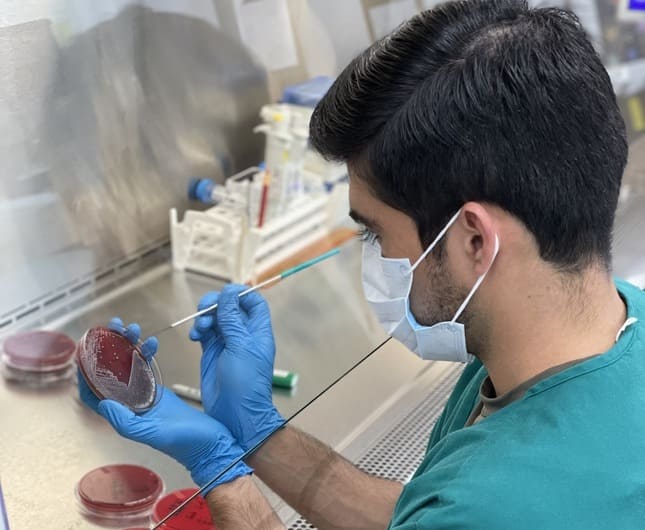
[2, 189, 645, 529]
[0, 238, 444, 529]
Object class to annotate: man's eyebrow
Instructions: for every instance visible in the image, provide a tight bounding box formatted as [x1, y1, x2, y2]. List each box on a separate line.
[349, 209, 380, 230]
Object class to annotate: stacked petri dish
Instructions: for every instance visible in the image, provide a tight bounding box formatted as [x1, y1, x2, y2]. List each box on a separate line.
[151, 488, 217, 529]
[1, 330, 76, 386]
[76, 464, 164, 526]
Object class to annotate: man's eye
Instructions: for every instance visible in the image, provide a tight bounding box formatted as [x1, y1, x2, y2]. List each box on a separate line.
[357, 226, 378, 244]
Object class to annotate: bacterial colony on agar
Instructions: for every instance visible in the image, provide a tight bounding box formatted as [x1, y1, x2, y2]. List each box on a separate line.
[76, 326, 162, 412]
[1, 330, 76, 386]
[75, 464, 164, 525]
[152, 488, 217, 530]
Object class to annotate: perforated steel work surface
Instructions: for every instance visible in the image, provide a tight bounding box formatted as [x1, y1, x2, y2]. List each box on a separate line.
[288, 364, 464, 529]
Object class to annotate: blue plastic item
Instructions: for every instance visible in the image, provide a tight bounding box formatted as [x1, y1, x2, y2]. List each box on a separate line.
[281, 76, 334, 107]
[187, 178, 221, 204]
[187, 177, 202, 201]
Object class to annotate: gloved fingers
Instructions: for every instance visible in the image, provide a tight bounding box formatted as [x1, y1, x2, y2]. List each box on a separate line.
[140, 336, 158, 361]
[107, 318, 157, 359]
[216, 284, 251, 345]
[108, 318, 140, 343]
[239, 290, 272, 331]
[195, 314, 215, 333]
[200, 338, 219, 381]
[78, 369, 100, 414]
[189, 326, 202, 342]
[191, 292, 223, 343]
[237, 289, 267, 314]
[124, 323, 141, 344]
[197, 291, 220, 312]
[189, 316, 221, 344]
[108, 317, 126, 334]
[198, 322, 227, 382]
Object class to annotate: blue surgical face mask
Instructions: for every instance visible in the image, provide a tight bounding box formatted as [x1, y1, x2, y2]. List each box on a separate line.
[361, 210, 500, 363]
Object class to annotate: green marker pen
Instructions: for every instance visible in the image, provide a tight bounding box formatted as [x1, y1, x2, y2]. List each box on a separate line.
[271, 368, 299, 389]
[172, 368, 298, 403]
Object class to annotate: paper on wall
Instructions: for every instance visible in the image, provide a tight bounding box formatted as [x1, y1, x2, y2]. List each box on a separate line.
[368, 0, 419, 40]
[235, 0, 298, 71]
[141, 0, 219, 28]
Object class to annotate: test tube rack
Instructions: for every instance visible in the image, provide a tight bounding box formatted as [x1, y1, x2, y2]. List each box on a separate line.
[170, 172, 348, 283]
[171, 101, 349, 282]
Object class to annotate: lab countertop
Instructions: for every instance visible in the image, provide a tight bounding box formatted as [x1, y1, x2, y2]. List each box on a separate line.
[0, 240, 430, 529]
[2, 191, 645, 529]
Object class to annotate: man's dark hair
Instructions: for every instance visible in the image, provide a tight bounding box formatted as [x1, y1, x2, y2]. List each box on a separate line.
[309, 0, 628, 271]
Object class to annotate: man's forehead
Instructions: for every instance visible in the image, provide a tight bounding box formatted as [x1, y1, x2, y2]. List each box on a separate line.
[348, 208, 375, 228]
[348, 173, 376, 207]
[348, 178, 382, 229]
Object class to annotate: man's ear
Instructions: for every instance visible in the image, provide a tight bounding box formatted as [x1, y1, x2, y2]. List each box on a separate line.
[459, 203, 498, 277]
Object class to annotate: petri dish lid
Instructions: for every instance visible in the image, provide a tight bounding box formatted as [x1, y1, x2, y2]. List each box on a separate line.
[76, 326, 162, 412]
[76, 464, 164, 516]
[2, 330, 76, 372]
[152, 488, 216, 530]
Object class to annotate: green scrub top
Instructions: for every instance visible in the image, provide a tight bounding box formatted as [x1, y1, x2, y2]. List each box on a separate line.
[389, 279, 645, 529]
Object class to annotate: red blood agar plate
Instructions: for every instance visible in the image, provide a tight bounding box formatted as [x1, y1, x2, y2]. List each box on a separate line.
[76, 326, 162, 412]
[76, 464, 164, 522]
[152, 488, 216, 529]
[1, 330, 76, 385]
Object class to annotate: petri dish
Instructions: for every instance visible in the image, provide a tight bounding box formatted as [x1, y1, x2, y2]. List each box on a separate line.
[76, 464, 164, 524]
[1, 330, 76, 386]
[76, 326, 162, 412]
[152, 488, 216, 530]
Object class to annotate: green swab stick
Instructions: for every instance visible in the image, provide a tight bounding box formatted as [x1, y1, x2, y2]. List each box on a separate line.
[154, 247, 341, 334]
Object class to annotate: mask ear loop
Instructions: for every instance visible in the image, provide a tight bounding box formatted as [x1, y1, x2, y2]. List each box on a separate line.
[451, 234, 500, 323]
[411, 210, 462, 272]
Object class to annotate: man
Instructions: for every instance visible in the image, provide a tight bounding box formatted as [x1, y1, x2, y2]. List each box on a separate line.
[80, 0, 645, 528]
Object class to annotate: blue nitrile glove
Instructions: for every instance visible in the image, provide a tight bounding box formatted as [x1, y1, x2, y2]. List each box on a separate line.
[189, 284, 285, 451]
[108, 317, 159, 360]
[79, 319, 252, 493]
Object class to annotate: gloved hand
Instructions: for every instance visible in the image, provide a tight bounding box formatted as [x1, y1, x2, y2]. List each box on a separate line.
[107, 317, 159, 360]
[79, 318, 252, 493]
[189, 284, 285, 452]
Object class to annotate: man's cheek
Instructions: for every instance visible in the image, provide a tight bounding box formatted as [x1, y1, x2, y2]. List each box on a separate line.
[409, 280, 429, 324]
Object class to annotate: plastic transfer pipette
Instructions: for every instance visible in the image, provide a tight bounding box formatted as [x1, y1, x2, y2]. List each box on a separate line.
[150, 247, 341, 336]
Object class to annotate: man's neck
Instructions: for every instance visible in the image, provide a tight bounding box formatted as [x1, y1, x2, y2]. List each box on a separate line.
[480, 267, 627, 396]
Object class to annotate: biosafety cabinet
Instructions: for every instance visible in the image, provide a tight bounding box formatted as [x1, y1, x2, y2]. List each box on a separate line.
[1, 1, 644, 528]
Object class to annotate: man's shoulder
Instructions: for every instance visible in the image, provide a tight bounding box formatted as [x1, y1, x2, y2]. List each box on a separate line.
[425, 361, 487, 450]
[396, 426, 645, 529]
[392, 280, 645, 529]
[616, 278, 645, 315]
[441, 359, 487, 417]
